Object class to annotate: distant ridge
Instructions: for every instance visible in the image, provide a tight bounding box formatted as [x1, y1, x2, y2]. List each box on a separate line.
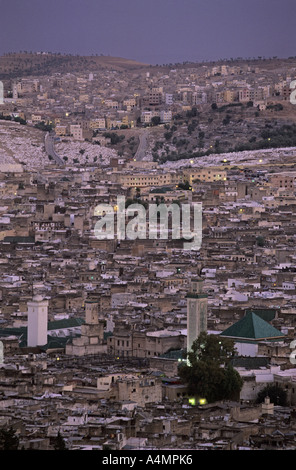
[0, 52, 149, 79]
[1, 52, 296, 80]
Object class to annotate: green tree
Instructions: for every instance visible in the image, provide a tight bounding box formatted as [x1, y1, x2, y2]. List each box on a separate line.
[13, 116, 27, 125]
[186, 332, 236, 366]
[34, 121, 53, 132]
[52, 431, 67, 451]
[164, 131, 173, 141]
[256, 236, 265, 247]
[151, 116, 161, 126]
[179, 332, 243, 402]
[256, 384, 287, 406]
[176, 181, 191, 190]
[0, 427, 19, 450]
[222, 114, 231, 125]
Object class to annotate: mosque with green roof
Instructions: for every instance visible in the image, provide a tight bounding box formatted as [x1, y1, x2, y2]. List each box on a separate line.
[220, 311, 286, 357]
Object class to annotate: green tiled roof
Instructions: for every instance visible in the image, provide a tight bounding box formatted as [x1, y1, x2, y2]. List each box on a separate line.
[0, 318, 84, 335]
[19, 335, 69, 350]
[186, 293, 208, 299]
[245, 308, 278, 322]
[160, 348, 186, 360]
[3, 236, 35, 244]
[48, 318, 85, 330]
[220, 312, 285, 342]
[231, 356, 270, 369]
[0, 318, 85, 349]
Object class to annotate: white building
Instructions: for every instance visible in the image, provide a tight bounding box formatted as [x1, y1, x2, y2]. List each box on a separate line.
[160, 110, 172, 123]
[165, 93, 173, 105]
[27, 295, 49, 347]
[70, 124, 83, 140]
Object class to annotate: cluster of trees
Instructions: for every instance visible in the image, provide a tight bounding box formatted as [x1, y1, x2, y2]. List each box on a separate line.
[211, 102, 244, 112]
[256, 384, 287, 406]
[178, 333, 243, 403]
[0, 428, 67, 450]
[176, 181, 191, 190]
[157, 122, 296, 164]
[187, 120, 198, 135]
[34, 121, 53, 132]
[0, 427, 19, 450]
[179, 332, 290, 407]
[266, 103, 283, 111]
[232, 124, 296, 153]
[103, 132, 125, 145]
[0, 114, 26, 125]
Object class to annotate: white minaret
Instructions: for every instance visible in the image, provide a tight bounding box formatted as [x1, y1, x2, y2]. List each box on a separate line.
[186, 277, 208, 353]
[12, 82, 18, 100]
[27, 295, 49, 347]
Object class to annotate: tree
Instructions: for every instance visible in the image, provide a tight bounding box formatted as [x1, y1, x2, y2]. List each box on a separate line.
[256, 236, 265, 247]
[186, 332, 236, 366]
[179, 332, 243, 403]
[13, 116, 27, 125]
[256, 384, 287, 406]
[164, 131, 172, 141]
[0, 427, 19, 450]
[222, 114, 231, 125]
[151, 116, 161, 126]
[176, 181, 191, 190]
[52, 431, 67, 451]
[34, 121, 53, 132]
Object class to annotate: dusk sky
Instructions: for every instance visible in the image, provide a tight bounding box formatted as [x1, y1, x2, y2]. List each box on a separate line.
[0, 0, 295, 65]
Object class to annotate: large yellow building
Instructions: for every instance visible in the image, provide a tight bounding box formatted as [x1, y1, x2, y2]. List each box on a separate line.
[183, 168, 227, 184]
[117, 170, 181, 188]
[115, 167, 227, 189]
[89, 118, 106, 130]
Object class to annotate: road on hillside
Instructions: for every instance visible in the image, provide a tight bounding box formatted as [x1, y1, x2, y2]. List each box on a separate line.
[44, 132, 64, 166]
[134, 130, 149, 161]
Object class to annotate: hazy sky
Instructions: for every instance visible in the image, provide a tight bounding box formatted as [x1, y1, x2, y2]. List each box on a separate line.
[0, 0, 295, 64]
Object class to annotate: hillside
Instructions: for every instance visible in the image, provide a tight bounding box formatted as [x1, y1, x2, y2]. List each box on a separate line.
[0, 52, 148, 79]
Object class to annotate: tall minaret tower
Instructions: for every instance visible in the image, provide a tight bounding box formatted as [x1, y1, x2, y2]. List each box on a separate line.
[80, 299, 104, 346]
[12, 82, 18, 100]
[27, 295, 49, 347]
[186, 276, 208, 353]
